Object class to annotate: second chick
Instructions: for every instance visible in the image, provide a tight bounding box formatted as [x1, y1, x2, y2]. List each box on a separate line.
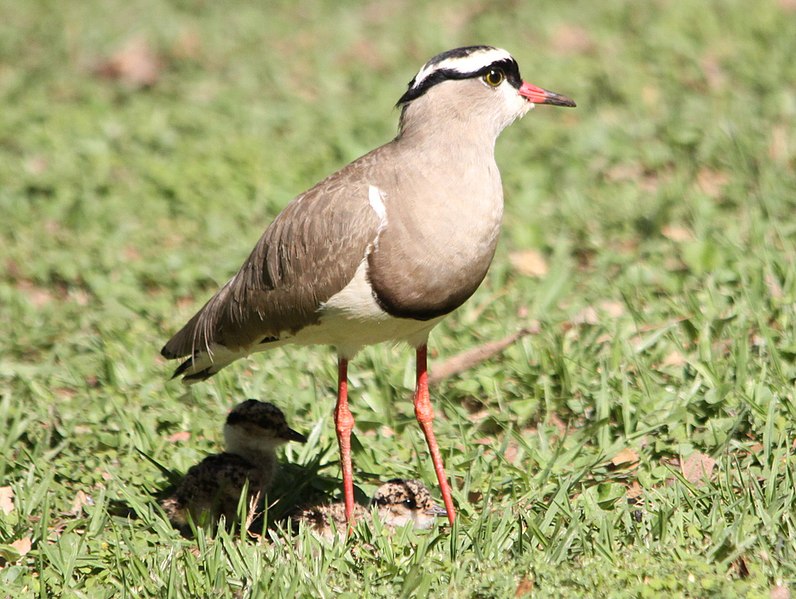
[293, 478, 447, 540]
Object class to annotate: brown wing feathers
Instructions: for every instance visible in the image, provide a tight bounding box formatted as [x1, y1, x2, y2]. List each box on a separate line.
[161, 153, 385, 371]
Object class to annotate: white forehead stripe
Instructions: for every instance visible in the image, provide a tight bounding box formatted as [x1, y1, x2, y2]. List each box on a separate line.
[412, 47, 513, 88]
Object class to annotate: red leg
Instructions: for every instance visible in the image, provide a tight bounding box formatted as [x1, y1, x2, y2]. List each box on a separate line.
[414, 345, 456, 525]
[334, 356, 356, 527]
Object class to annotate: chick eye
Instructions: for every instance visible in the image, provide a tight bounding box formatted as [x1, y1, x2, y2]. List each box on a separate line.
[403, 499, 416, 509]
[483, 69, 505, 87]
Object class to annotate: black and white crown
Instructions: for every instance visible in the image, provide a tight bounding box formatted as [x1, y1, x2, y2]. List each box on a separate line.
[397, 46, 522, 105]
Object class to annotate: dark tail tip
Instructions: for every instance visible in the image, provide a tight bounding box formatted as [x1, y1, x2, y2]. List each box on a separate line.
[171, 358, 196, 380]
[182, 367, 214, 383]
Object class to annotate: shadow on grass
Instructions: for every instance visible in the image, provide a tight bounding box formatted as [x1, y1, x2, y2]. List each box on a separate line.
[109, 445, 373, 539]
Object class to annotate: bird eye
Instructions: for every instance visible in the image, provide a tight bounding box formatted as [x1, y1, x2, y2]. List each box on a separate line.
[403, 498, 416, 509]
[483, 69, 505, 87]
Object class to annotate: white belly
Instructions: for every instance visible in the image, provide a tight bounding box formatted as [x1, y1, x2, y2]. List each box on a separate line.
[253, 259, 444, 359]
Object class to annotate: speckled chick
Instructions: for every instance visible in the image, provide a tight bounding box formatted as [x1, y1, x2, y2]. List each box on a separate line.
[294, 478, 447, 539]
[162, 400, 306, 530]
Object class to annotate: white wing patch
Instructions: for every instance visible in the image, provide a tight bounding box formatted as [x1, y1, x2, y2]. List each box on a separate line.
[368, 184, 388, 227]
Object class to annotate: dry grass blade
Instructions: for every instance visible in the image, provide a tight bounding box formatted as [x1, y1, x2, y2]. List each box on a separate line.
[429, 326, 538, 384]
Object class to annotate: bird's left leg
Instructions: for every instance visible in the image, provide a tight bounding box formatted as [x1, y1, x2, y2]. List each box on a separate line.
[413, 344, 456, 524]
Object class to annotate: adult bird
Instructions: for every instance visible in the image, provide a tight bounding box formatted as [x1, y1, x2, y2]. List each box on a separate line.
[161, 46, 575, 525]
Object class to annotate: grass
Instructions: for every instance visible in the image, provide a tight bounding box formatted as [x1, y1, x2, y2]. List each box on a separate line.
[1, 0, 795, 596]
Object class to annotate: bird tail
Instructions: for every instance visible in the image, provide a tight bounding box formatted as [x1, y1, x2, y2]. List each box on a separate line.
[161, 280, 242, 383]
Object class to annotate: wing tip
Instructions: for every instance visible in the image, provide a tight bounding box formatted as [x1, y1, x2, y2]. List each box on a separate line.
[161, 331, 193, 360]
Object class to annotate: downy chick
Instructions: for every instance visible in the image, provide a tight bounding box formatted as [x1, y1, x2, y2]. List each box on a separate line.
[162, 399, 306, 531]
[293, 478, 446, 540]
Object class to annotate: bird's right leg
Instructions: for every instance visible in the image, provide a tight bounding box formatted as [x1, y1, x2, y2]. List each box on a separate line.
[334, 356, 356, 526]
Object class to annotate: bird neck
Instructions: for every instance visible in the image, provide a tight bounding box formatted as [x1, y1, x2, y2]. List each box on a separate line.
[396, 83, 511, 155]
[397, 102, 500, 158]
[395, 114, 497, 162]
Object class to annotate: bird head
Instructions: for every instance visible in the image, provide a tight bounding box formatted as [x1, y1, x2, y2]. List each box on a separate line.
[223, 399, 307, 456]
[370, 478, 447, 529]
[397, 46, 575, 140]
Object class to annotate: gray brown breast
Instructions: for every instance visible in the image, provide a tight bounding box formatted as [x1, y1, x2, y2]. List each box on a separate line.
[366, 153, 502, 321]
[367, 234, 497, 321]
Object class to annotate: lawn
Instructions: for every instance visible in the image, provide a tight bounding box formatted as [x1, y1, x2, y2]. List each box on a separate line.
[1, 0, 795, 596]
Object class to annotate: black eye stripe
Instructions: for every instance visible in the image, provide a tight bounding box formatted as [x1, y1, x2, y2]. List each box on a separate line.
[397, 58, 522, 106]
